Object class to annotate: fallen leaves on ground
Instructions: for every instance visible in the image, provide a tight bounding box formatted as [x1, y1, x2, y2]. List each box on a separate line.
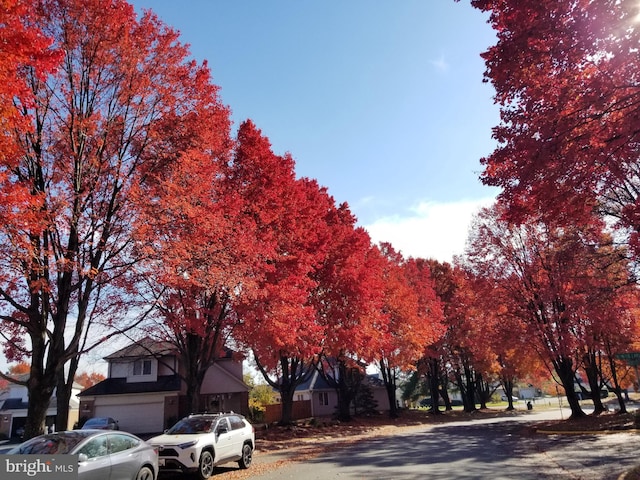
[532, 411, 638, 433]
[220, 404, 640, 479]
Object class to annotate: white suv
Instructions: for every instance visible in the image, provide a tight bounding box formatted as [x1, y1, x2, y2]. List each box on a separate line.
[148, 413, 255, 479]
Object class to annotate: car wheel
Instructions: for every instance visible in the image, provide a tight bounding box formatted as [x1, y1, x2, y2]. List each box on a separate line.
[238, 443, 253, 469]
[135, 466, 154, 480]
[197, 450, 215, 480]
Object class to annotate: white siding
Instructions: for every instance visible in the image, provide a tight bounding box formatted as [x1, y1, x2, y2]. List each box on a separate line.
[93, 394, 165, 434]
[126, 358, 158, 383]
[109, 362, 128, 378]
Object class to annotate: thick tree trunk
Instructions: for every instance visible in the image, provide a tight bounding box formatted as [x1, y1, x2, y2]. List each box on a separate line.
[25, 367, 56, 439]
[555, 357, 585, 419]
[55, 353, 80, 432]
[459, 364, 477, 413]
[583, 352, 606, 415]
[475, 372, 492, 409]
[502, 377, 515, 411]
[56, 370, 70, 432]
[277, 356, 311, 426]
[337, 389, 353, 420]
[279, 384, 296, 426]
[378, 361, 398, 418]
[385, 378, 398, 418]
[428, 358, 442, 415]
[186, 380, 202, 414]
[24, 328, 61, 440]
[439, 372, 452, 411]
[335, 362, 361, 422]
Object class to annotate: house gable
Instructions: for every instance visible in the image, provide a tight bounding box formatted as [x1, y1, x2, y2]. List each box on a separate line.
[78, 337, 250, 433]
[200, 361, 250, 395]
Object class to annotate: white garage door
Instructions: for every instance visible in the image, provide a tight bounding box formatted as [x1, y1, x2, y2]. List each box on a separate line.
[94, 401, 164, 434]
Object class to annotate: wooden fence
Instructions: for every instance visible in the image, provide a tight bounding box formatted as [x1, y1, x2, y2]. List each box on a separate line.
[264, 400, 312, 424]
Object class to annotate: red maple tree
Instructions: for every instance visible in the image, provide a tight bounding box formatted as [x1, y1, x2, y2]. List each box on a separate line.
[376, 244, 445, 418]
[0, 0, 230, 438]
[465, 203, 637, 418]
[311, 209, 386, 421]
[231, 121, 336, 424]
[473, 0, 640, 257]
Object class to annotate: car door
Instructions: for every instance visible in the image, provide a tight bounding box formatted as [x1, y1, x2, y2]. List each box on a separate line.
[106, 433, 140, 480]
[213, 418, 234, 462]
[226, 415, 248, 456]
[75, 434, 111, 480]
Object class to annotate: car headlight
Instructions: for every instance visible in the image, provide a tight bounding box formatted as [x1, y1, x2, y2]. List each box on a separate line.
[178, 441, 197, 449]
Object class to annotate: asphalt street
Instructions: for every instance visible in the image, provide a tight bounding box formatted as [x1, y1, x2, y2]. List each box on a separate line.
[244, 407, 639, 480]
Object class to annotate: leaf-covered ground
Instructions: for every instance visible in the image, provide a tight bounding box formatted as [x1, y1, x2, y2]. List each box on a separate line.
[256, 404, 640, 451]
[214, 402, 640, 479]
[532, 410, 638, 433]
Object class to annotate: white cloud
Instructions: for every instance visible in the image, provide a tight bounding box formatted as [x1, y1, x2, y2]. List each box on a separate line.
[430, 54, 449, 73]
[363, 197, 495, 263]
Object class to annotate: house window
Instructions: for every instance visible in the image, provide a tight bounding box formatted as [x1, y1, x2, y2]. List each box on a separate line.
[133, 359, 152, 376]
[297, 394, 304, 402]
[319, 392, 329, 406]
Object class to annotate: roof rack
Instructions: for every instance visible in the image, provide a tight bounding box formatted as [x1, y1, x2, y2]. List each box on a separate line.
[188, 411, 235, 417]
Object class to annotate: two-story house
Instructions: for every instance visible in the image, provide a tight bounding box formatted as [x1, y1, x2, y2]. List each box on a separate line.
[78, 337, 250, 435]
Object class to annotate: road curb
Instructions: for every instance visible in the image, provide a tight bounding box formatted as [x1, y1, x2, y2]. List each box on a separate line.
[536, 429, 640, 435]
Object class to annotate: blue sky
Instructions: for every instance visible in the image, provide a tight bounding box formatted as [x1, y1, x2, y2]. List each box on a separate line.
[0, 1, 502, 374]
[134, 0, 501, 262]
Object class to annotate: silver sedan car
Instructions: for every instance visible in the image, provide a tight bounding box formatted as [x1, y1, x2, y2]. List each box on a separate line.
[8, 429, 158, 480]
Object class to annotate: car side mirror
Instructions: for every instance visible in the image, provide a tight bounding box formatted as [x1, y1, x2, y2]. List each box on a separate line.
[78, 453, 88, 463]
[217, 426, 228, 436]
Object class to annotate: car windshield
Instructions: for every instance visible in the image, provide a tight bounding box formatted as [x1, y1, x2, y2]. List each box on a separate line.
[13, 431, 96, 454]
[84, 418, 107, 426]
[166, 417, 214, 434]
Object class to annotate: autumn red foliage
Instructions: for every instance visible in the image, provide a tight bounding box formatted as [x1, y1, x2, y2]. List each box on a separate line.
[464, 203, 638, 418]
[376, 244, 444, 418]
[472, 0, 640, 257]
[0, 0, 59, 160]
[0, 0, 233, 439]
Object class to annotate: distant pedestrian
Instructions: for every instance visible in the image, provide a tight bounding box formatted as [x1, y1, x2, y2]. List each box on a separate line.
[526, 401, 533, 410]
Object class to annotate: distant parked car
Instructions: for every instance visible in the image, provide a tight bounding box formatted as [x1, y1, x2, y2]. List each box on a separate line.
[419, 397, 463, 408]
[7, 430, 157, 480]
[82, 416, 119, 430]
[148, 413, 255, 479]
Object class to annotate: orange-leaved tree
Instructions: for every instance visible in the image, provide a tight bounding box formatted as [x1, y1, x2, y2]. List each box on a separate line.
[232, 121, 335, 425]
[74, 371, 106, 389]
[473, 0, 640, 257]
[376, 244, 444, 418]
[0, 0, 228, 438]
[465, 203, 638, 418]
[132, 63, 236, 414]
[312, 208, 386, 421]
